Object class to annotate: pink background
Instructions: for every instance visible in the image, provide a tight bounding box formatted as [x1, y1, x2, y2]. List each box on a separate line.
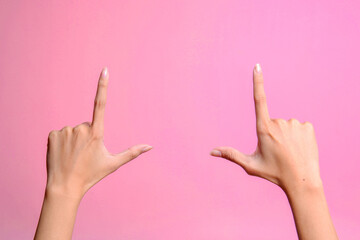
[1, 0, 359, 239]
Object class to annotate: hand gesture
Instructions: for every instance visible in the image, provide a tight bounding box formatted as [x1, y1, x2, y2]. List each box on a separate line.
[46, 68, 153, 199]
[210, 64, 322, 193]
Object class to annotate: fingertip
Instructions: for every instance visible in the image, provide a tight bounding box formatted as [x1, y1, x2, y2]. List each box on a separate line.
[210, 149, 222, 157]
[140, 145, 153, 154]
[114, 144, 153, 166]
[101, 67, 108, 78]
[254, 63, 262, 74]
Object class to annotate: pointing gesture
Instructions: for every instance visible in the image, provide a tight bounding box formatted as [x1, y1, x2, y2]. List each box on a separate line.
[210, 64, 338, 240]
[35, 65, 337, 240]
[35, 68, 152, 240]
[45, 68, 153, 198]
[210, 64, 322, 191]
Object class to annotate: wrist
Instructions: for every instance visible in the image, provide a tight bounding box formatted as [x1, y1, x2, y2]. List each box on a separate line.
[45, 183, 85, 203]
[35, 183, 82, 240]
[282, 177, 324, 200]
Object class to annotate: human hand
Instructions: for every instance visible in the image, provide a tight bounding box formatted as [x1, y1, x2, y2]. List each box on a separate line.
[210, 64, 322, 193]
[46, 68, 153, 199]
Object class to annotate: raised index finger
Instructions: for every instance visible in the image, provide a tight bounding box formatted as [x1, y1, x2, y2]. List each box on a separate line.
[92, 67, 109, 135]
[253, 64, 270, 131]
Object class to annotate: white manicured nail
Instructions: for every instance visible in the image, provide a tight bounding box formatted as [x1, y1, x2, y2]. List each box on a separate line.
[210, 150, 222, 157]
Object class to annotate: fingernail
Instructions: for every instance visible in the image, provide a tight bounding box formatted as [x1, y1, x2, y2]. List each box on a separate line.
[101, 67, 108, 78]
[210, 149, 222, 157]
[255, 63, 262, 73]
[141, 145, 153, 153]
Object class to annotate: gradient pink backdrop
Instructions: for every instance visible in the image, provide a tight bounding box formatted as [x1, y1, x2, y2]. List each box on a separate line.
[1, 0, 359, 239]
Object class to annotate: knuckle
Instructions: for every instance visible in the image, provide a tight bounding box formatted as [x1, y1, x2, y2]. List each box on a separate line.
[74, 124, 88, 134]
[254, 94, 266, 104]
[83, 121, 91, 127]
[127, 149, 138, 160]
[61, 126, 72, 134]
[94, 98, 106, 109]
[254, 78, 264, 86]
[303, 121, 314, 130]
[288, 118, 299, 125]
[48, 130, 57, 139]
[273, 118, 286, 125]
[273, 119, 287, 130]
[225, 151, 236, 161]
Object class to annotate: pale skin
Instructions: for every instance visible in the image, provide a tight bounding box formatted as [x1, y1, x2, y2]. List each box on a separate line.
[210, 64, 338, 240]
[35, 65, 337, 239]
[34, 68, 153, 240]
